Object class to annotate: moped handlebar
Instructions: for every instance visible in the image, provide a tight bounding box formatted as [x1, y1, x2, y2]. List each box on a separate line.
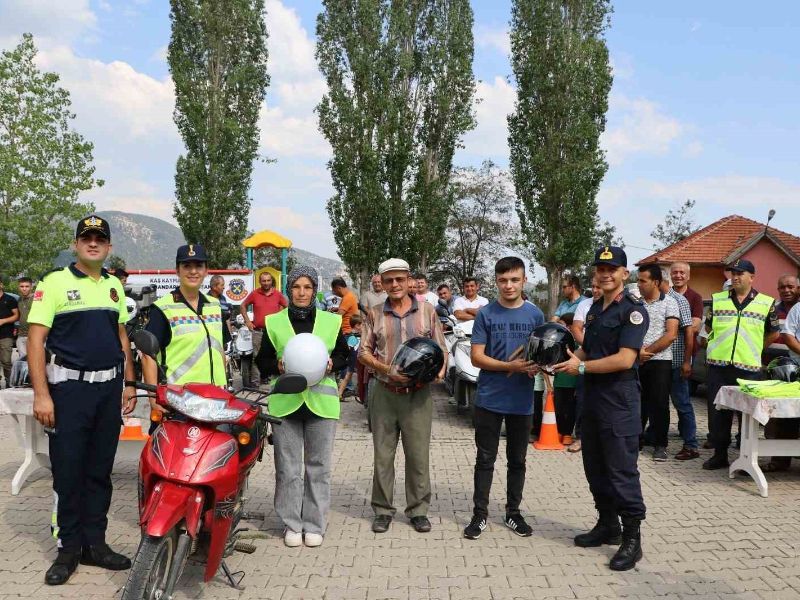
[126, 380, 157, 393]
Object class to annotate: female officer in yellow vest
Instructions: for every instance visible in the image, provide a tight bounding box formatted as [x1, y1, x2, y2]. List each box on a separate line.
[254, 265, 349, 548]
[142, 244, 226, 419]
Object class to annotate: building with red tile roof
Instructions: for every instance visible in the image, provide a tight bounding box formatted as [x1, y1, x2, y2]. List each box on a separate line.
[636, 215, 800, 299]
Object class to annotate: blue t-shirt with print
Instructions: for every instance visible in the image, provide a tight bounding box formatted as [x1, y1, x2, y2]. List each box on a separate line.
[471, 300, 545, 415]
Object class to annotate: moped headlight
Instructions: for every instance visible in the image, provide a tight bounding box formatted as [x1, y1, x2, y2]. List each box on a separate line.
[165, 389, 245, 423]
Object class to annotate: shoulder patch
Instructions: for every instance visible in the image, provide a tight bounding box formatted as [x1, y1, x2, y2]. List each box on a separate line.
[39, 267, 64, 280]
[629, 310, 645, 325]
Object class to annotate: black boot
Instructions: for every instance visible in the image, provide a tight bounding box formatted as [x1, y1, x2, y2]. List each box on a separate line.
[574, 511, 621, 547]
[80, 543, 131, 570]
[45, 551, 80, 585]
[609, 517, 643, 571]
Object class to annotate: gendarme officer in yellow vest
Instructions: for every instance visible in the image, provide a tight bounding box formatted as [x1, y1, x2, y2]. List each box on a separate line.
[28, 215, 137, 585]
[703, 259, 780, 470]
[142, 244, 226, 414]
[254, 265, 349, 548]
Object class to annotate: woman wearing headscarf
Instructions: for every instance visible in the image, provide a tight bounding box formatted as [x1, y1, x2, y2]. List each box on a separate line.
[255, 266, 349, 548]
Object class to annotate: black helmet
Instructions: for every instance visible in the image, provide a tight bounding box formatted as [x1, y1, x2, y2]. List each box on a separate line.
[526, 322, 576, 374]
[391, 337, 445, 385]
[766, 356, 800, 382]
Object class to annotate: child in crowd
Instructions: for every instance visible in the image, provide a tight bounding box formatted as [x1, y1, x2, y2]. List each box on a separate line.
[338, 313, 362, 401]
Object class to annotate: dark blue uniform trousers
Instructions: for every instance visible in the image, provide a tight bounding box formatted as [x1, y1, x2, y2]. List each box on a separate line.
[581, 381, 646, 520]
[49, 375, 123, 551]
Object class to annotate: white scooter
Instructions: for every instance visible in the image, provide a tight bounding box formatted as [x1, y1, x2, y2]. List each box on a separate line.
[439, 308, 480, 416]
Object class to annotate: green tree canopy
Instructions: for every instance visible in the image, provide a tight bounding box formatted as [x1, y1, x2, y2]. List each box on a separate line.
[169, 0, 270, 269]
[434, 160, 515, 290]
[0, 34, 100, 280]
[651, 199, 700, 250]
[317, 0, 476, 291]
[508, 0, 613, 315]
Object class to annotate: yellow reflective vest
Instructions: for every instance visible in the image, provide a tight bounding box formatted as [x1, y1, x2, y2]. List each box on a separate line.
[707, 290, 774, 372]
[266, 309, 341, 419]
[155, 292, 226, 386]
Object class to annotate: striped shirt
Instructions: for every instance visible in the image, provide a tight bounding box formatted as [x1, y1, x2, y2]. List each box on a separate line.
[360, 296, 447, 384]
[668, 288, 693, 368]
[641, 292, 680, 362]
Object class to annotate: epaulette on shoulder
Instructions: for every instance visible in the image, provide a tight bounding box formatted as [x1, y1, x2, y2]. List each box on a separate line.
[39, 267, 64, 281]
[625, 290, 644, 305]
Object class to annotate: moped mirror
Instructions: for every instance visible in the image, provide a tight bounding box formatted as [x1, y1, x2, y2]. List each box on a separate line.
[271, 373, 307, 395]
[132, 330, 160, 359]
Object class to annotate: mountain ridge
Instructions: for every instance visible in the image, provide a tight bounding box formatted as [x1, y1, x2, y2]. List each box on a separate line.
[57, 211, 347, 285]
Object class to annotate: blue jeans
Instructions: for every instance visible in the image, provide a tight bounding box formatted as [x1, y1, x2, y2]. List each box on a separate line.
[670, 367, 698, 449]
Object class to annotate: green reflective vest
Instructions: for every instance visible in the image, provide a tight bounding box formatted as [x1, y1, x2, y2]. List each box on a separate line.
[266, 309, 341, 419]
[155, 292, 226, 386]
[707, 290, 774, 371]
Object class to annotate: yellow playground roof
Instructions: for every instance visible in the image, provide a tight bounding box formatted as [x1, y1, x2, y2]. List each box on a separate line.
[241, 230, 292, 250]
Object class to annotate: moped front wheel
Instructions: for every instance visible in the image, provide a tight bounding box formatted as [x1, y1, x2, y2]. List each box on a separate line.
[121, 529, 177, 600]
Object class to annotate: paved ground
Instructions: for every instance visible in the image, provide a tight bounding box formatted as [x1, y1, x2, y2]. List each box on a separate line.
[1, 386, 800, 599]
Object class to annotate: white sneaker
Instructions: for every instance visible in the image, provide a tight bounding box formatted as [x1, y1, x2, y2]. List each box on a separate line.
[284, 529, 302, 547]
[304, 532, 323, 547]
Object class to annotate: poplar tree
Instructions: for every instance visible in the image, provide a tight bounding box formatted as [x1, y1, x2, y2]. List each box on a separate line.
[509, 0, 613, 313]
[169, 0, 269, 268]
[317, 0, 476, 290]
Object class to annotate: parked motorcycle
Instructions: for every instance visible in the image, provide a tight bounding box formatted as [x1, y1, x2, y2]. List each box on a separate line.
[437, 301, 480, 416]
[121, 330, 306, 599]
[225, 314, 254, 388]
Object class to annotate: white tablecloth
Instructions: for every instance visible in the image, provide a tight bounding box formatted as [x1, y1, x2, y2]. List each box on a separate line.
[0, 387, 152, 419]
[714, 386, 800, 425]
[714, 385, 800, 497]
[0, 387, 149, 495]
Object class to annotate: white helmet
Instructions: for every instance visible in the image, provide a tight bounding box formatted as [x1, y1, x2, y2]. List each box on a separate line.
[282, 333, 329, 387]
[125, 297, 138, 322]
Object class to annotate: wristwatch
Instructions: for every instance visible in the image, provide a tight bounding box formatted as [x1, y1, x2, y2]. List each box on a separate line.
[578, 361, 585, 375]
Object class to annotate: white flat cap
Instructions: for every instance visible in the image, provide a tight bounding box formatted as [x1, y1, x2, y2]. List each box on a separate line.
[378, 258, 410, 275]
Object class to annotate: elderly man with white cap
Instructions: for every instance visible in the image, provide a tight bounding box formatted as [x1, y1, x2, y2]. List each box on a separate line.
[359, 258, 447, 534]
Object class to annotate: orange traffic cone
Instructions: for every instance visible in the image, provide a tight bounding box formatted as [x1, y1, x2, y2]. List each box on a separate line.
[534, 389, 563, 450]
[119, 417, 148, 441]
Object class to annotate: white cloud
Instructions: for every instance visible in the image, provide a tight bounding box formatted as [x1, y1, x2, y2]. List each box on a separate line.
[83, 179, 176, 223]
[458, 76, 516, 162]
[684, 140, 703, 157]
[36, 45, 176, 141]
[475, 25, 510, 56]
[0, 0, 96, 46]
[150, 44, 167, 63]
[597, 174, 800, 264]
[601, 175, 800, 210]
[249, 203, 336, 258]
[602, 93, 684, 166]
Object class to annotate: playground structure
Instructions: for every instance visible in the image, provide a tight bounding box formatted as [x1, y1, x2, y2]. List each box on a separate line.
[242, 230, 292, 295]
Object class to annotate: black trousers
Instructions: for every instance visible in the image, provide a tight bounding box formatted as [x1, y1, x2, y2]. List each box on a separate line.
[472, 406, 532, 519]
[532, 390, 544, 436]
[49, 375, 123, 551]
[708, 365, 762, 452]
[581, 380, 646, 520]
[554, 387, 577, 436]
[639, 360, 672, 448]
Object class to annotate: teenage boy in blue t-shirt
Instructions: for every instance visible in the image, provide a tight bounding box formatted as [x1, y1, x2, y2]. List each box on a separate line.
[464, 257, 545, 539]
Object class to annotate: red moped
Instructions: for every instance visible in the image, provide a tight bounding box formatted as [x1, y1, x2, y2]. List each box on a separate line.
[121, 331, 305, 599]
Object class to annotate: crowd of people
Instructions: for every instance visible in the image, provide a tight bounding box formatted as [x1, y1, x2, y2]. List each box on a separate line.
[4, 213, 800, 585]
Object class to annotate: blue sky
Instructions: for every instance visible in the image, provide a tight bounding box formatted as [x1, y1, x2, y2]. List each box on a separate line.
[2, 0, 798, 267]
